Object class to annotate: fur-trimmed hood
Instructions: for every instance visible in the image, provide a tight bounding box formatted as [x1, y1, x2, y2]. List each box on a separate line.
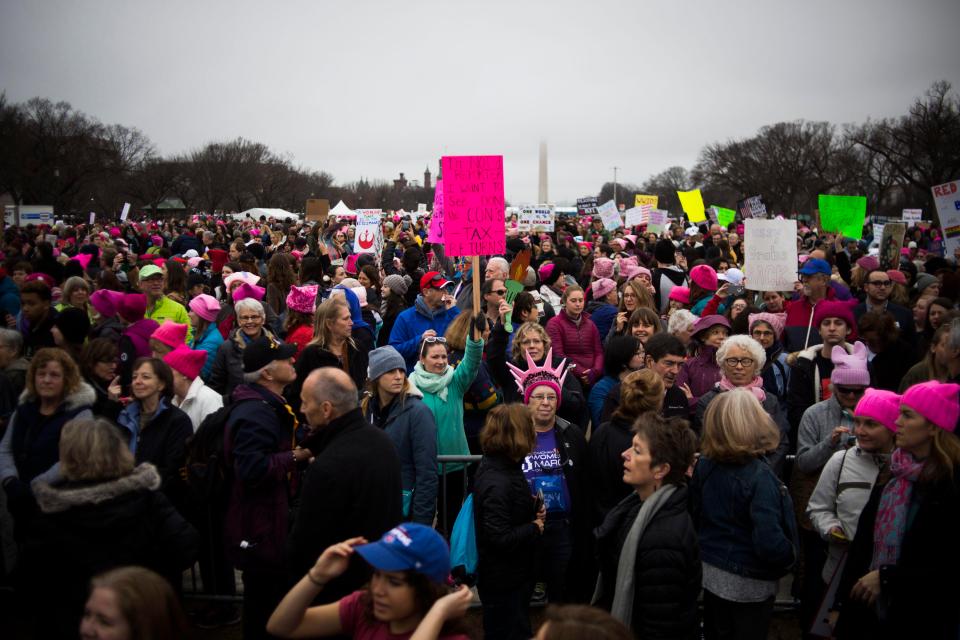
[18, 380, 97, 413]
[31, 463, 161, 514]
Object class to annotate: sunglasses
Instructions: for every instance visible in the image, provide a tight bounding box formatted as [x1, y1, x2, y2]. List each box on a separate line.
[835, 385, 866, 396]
[490, 289, 507, 296]
[419, 336, 447, 357]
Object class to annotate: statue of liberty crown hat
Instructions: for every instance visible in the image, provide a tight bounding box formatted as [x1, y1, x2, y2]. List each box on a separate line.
[506, 348, 569, 406]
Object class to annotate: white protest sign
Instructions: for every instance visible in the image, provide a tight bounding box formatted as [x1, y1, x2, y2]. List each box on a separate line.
[873, 224, 884, 244]
[520, 205, 554, 232]
[120, 202, 130, 221]
[743, 218, 798, 292]
[932, 180, 960, 258]
[597, 199, 622, 231]
[902, 209, 922, 226]
[353, 210, 383, 255]
[417, 203, 427, 214]
[624, 205, 651, 227]
[647, 209, 668, 235]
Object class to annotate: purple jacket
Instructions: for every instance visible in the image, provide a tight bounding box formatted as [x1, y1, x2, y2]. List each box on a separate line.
[676, 344, 721, 407]
[546, 310, 604, 385]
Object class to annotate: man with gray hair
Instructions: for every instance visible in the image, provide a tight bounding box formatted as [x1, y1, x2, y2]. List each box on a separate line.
[223, 336, 302, 639]
[485, 256, 510, 282]
[287, 367, 403, 604]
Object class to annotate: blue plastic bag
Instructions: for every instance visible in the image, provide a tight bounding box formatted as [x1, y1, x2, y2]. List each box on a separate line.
[449, 494, 478, 575]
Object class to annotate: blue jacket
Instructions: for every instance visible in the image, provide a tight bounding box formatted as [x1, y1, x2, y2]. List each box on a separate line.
[690, 456, 798, 581]
[588, 375, 617, 428]
[0, 275, 20, 320]
[586, 301, 618, 340]
[388, 296, 460, 371]
[191, 322, 224, 381]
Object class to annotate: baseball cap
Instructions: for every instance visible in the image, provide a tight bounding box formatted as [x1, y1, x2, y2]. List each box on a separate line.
[798, 258, 831, 276]
[139, 264, 163, 279]
[355, 523, 450, 584]
[242, 336, 296, 373]
[420, 271, 452, 291]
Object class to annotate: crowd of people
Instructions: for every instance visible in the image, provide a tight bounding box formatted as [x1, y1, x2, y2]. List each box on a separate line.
[0, 210, 958, 639]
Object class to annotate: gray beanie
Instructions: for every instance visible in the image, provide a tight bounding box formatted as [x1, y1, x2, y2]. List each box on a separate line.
[915, 272, 938, 294]
[367, 346, 407, 381]
[383, 274, 410, 296]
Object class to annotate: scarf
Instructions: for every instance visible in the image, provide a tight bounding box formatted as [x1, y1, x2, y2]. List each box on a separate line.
[409, 363, 455, 402]
[609, 484, 677, 629]
[871, 448, 925, 569]
[414, 295, 444, 321]
[718, 374, 766, 401]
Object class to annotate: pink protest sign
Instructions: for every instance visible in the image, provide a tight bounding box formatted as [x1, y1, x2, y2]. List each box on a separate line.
[440, 156, 505, 256]
[427, 178, 444, 243]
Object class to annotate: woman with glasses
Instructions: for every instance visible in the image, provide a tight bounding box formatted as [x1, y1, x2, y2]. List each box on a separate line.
[408, 312, 485, 533]
[695, 335, 790, 475]
[748, 312, 791, 402]
[209, 297, 280, 397]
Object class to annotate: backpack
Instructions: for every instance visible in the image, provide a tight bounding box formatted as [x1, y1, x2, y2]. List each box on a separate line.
[182, 403, 241, 513]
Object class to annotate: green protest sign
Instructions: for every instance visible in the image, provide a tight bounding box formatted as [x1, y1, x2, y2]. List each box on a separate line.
[818, 194, 866, 239]
[714, 206, 736, 227]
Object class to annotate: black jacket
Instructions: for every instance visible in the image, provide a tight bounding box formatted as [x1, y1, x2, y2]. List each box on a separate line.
[20, 464, 199, 639]
[835, 469, 960, 639]
[594, 487, 701, 640]
[287, 408, 402, 603]
[853, 302, 918, 348]
[600, 383, 690, 425]
[287, 327, 375, 414]
[473, 453, 539, 591]
[589, 415, 634, 524]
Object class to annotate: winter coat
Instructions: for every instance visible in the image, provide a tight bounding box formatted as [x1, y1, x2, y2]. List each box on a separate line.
[760, 342, 791, 402]
[782, 288, 838, 353]
[473, 453, 539, 591]
[223, 382, 299, 573]
[539, 284, 563, 316]
[546, 310, 604, 386]
[0, 358, 29, 419]
[191, 321, 224, 381]
[89, 316, 123, 343]
[868, 339, 919, 392]
[0, 274, 20, 320]
[388, 296, 461, 371]
[287, 408, 402, 604]
[119, 318, 160, 389]
[676, 345, 721, 409]
[653, 266, 687, 314]
[145, 295, 193, 343]
[853, 301, 917, 347]
[447, 348, 499, 445]
[288, 327, 375, 413]
[285, 323, 313, 360]
[589, 414, 636, 523]
[208, 327, 281, 398]
[795, 396, 853, 475]
[173, 376, 224, 431]
[19, 464, 199, 639]
[696, 387, 790, 476]
[0, 382, 96, 487]
[594, 487, 701, 640]
[116, 397, 193, 507]
[586, 301, 618, 340]
[589, 375, 617, 428]
[786, 341, 855, 433]
[85, 375, 123, 423]
[363, 385, 438, 525]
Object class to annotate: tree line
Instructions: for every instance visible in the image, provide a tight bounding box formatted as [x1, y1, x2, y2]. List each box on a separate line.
[598, 81, 960, 222]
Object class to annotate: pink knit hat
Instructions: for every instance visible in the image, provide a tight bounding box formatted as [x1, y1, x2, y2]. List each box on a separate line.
[345, 254, 360, 275]
[507, 348, 569, 407]
[90, 289, 125, 318]
[163, 345, 207, 380]
[592, 257, 615, 279]
[151, 321, 189, 349]
[830, 342, 871, 387]
[591, 278, 617, 299]
[620, 263, 642, 281]
[188, 293, 221, 322]
[668, 286, 690, 304]
[286, 284, 318, 314]
[854, 388, 901, 433]
[73, 253, 93, 270]
[232, 282, 265, 303]
[886, 269, 906, 286]
[689, 264, 718, 290]
[223, 271, 261, 289]
[900, 380, 960, 432]
[856, 255, 880, 271]
[118, 293, 147, 322]
[814, 300, 857, 335]
[748, 312, 787, 340]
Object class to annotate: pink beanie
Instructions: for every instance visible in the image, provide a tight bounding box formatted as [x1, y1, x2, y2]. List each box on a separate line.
[814, 300, 857, 336]
[345, 254, 360, 275]
[286, 284, 318, 314]
[73, 253, 93, 270]
[163, 345, 207, 380]
[854, 388, 901, 433]
[592, 257, 615, 279]
[188, 293, 221, 322]
[830, 342, 871, 387]
[151, 321, 189, 349]
[89, 289, 125, 318]
[886, 270, 906, 286]
[232, 282, 266, 303]
[538, 263, 556, 281]
[591, 278, 617, 299]
[900, 380, 960, 432]
[668, 286, 690, 305]
[223, 271, 261, 289]
[748, 312, 787, 340]
[689, 264, 718, 291]
[856, 255, 880, 272]
[118, 293, 147, 322]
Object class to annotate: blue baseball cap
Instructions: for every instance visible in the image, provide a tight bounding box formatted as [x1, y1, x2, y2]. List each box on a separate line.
[798, 258, 831, 276]
[355, 523, 450, 584]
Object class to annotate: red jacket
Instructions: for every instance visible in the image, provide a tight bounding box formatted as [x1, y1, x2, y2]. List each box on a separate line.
[546, 310, 604, 385]
[783, 287, 837, 353]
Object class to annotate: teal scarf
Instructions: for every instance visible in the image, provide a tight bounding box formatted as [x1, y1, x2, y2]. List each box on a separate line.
[410, 363, 455, 402]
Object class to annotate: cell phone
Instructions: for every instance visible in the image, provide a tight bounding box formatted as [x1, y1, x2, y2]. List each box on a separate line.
[729, 284, 745, 296]
[402, 221, 411, 230]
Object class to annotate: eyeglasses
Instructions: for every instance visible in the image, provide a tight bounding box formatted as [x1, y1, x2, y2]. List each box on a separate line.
[867, 280, 892, 287]
[723, 357, 755, 368]
[835, 385, 866, 396]
[238, 315, 263, 323]
[752, 330, 775, 338]
[530, 394, 557, 403]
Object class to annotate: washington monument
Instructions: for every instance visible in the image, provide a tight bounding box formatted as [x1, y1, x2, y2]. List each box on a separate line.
[538, 140, 548, 203]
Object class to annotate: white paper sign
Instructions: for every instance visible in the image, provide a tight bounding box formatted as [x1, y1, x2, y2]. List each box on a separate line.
[932, 180, 960, 258]
[120, 202, 130, 221]
[743, 218, 799, 292]
[417, 203, 427, 213]
[597, 199, 623, 231]
[873, 224, 884, 244]
[519, 205, 554, 232]
[647, 209, 668, 235]
[624, 205, 651, 227]
[902, 209, 922, 226]
[353, 210, 383, 255]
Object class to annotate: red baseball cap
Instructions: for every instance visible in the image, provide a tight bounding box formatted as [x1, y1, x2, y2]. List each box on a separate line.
[420, 271, 452, 291]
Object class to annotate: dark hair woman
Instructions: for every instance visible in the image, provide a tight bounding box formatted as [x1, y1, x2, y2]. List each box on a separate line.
[857, 310, 919, 392]
[80, 337, 123, 422]
[265, 253, 297, 317]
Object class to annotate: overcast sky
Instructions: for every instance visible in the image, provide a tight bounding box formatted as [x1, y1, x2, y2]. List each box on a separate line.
[2, 0, 958, 205]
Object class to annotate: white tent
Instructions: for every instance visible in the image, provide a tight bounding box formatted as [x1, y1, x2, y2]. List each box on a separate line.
[233, 208, 301, 221]
[329, 200, 354, 218]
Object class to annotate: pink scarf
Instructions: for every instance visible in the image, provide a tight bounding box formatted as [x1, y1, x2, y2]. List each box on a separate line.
[718, 375, 766, 402]
[871, 449, 925, 569]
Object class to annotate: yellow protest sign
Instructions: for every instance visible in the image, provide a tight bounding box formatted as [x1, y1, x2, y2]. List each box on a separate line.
[634, 194, 658, 208]
[677, 189, 706, 223]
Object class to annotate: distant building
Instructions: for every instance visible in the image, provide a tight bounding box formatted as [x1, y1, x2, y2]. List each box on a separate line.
[424, 166, 432, 190]
[393, 172, 408, 190]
